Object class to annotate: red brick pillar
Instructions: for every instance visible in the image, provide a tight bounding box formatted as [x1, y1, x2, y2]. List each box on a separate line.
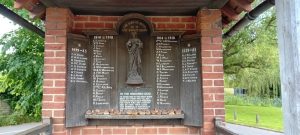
[42, 8, 73, 135]
[197, 9, 225, 135]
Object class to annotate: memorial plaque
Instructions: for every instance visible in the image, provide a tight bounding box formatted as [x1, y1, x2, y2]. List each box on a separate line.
[69, 42, 88, 83]
[119, 88, 153, 111]
[180, 35, 202, 126]
[155, 35, 180, 109]
[66, 14, 203, 127]
[91, 35, 116, 109]
[66, 34, 90, 127]
[181, 46, 198, 83]
[116, 16, 156, 112]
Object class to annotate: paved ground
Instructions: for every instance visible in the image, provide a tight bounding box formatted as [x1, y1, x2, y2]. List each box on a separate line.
[0, 122, 42, 135]
[226, 123, 283, 135]
[0, 122, 283, 135]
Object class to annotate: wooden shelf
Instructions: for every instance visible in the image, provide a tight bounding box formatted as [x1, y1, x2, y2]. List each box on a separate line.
[85, 114, 184, 120]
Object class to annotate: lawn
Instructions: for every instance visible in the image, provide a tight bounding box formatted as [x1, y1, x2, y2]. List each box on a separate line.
[225, 105, 283, 132]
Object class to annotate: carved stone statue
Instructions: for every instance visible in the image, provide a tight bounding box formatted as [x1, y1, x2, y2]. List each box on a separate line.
[126, 33, 144, 84]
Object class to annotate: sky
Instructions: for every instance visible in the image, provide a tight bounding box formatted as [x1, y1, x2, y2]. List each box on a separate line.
[0, 14, 19, 37]
[0, 15, 19, 51]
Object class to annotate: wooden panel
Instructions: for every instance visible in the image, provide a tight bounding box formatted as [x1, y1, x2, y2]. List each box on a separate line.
[64, 14, 204, 125]
[55, 0, 211, 7]
[116, 19, 154, 87]
[116, 18, 156, 111]
[66, 34, 90, 127]
[154, 33, 182, 109]
[72, 7, 198, 16]
[180, 35, 202, 127]
[89, 34, 117, 109]
[43, 0, 228, 16]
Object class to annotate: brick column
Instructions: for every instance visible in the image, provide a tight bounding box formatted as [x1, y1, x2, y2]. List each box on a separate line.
[197, 9, 225, 135]
[42, 8, 73, 135]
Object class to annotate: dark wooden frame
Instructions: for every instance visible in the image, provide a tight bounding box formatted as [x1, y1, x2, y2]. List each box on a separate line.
[66, 13, 203, 127]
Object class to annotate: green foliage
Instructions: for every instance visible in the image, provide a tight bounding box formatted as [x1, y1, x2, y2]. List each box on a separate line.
[226, 105, 283, 131]
[0, 1, 44, 122]
[225, 94, 282, 107]
[0, 28, 44, 118]
[223, 10, 280, 97]
[0, 112, 40, 126]
[0, 0, 14, 8]
[0, 0, 44, 30]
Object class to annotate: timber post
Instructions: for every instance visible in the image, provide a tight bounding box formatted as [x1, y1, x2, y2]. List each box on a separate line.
[275, 0, 300, 134]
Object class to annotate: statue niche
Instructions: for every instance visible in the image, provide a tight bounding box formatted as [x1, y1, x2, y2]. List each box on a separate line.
[126, 32, 144, 84]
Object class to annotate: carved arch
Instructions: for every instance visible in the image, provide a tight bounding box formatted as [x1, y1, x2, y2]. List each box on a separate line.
[116, 13, 154, 34]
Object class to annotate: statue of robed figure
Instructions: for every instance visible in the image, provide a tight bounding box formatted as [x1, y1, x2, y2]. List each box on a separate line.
[126, 32, 144, 84]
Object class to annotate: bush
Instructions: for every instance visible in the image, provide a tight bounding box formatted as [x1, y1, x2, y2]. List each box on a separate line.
[0, 112, 40, 126]
[0, 28, 44, 119]
[0, 2, 44, 125]
[225, 94, 282, 107]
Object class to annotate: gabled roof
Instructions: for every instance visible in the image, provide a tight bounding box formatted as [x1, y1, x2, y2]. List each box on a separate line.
[14, 0, 254, 28]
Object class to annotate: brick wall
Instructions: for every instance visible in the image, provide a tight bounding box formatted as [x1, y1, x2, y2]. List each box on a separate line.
[43, 7, 224, 135]
[72, 16, 196, 33]
[43, 8, 73, 135]
[197, 9, 225, 135]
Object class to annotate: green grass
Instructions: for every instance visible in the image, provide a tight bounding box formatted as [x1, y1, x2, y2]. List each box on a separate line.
[225, 105, 283, 132]
[0, 113, 40, 127]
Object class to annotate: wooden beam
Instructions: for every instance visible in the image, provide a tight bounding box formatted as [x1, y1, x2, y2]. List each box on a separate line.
[14, 0, 26, 9]
[222, 18, 230, 27]
[221, 4, 240, 21]
[0, 4, 44, 38]
[231, 0, 252, 12]
[208, 0, 229, 9]
[275, 0, 300, 134]
[14, 0, 39, 10]
[14, 0, 46, 19]
[39, 0, 58, 7]
[28, 3, 46, 19]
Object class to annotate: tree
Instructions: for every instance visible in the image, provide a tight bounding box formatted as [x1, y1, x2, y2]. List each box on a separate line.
[0, 1, 44, 118]
[223, 11, 280, 97]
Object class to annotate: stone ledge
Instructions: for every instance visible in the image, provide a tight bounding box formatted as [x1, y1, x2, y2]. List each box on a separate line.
[85, 114, 184, 120]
